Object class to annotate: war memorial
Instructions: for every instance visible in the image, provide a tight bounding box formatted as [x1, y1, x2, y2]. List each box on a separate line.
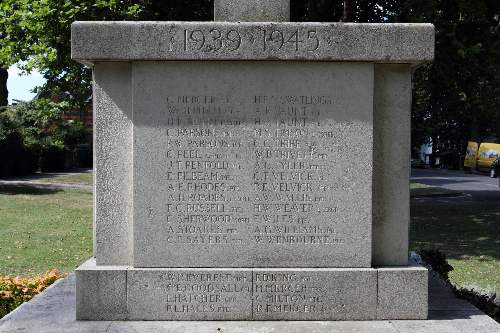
[70, 0, 435, 321]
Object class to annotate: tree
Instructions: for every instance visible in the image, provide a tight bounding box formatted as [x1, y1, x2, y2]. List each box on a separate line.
[0, 68, 6, 107]
[291, 0, 343, 22]
[294, 0, 499, 163]
[0, 1, 213, 109]
[1, 0, 499, 166]
[399, 0, 500, 160]
[0, 0, 15, 107]
[341, 0, 355, 22]
[0, 0, 149, 109]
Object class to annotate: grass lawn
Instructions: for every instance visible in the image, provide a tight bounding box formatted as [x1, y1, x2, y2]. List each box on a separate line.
[34, 172, 93, 186]
[411, 199, 500, 293]
[0, 186, 92, 276]
[0, 176, 497, 296]
[410, 181, 462, 197]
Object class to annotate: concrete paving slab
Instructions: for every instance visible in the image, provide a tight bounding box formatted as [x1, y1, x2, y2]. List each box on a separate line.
[1, 273, 498, 333]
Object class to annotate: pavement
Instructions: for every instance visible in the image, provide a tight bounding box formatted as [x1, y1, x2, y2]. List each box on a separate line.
[411, 168, 500, 202]
[0, 170, 92, 192]
[0, 272, 499, 333]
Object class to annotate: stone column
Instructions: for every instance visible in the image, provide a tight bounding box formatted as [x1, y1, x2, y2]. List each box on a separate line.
[214, 0, 290, 22]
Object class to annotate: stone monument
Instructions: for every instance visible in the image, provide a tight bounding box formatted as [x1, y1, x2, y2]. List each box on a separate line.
[72, 0, 434, 321]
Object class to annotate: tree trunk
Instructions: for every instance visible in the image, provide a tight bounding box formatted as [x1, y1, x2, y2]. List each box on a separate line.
[469, 115, 480, 142]
[341, 0, 355, 22]
[0, 67, 7, 107]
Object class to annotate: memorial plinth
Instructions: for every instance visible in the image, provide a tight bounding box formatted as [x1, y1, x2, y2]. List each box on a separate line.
[72, 14, 434, 321]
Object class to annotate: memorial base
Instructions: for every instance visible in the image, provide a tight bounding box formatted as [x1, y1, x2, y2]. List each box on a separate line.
[76, 259, 428, 321]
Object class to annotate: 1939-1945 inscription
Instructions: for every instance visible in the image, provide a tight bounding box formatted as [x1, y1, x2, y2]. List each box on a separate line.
[182, 28, 320, 52]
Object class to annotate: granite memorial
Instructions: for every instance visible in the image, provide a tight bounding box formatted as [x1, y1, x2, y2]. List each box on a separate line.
[72, 0, 434, 321]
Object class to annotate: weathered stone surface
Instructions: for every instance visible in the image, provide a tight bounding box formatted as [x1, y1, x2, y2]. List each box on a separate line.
[71, 22, 434, 63]
[253, 268, 377, 320]
[75, 259, 128, 320]
[214, 0, 290, 22]
[128, 269, 252, 320]
[372, 64, 412, 266]
[377, 266, 428, 319]
[93, 62, 133, 266]
[132, 61, 373, 268]
[75, 260, 380, 321]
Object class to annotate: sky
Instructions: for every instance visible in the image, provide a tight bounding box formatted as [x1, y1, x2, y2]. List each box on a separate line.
[7, 65, 46, 104]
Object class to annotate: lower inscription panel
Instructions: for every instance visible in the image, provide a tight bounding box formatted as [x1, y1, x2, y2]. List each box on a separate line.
[76, 259, 427, 320]
[126, 267, 377, 320]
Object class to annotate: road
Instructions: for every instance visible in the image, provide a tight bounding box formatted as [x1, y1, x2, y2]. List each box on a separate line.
[411, 168, 500, 201]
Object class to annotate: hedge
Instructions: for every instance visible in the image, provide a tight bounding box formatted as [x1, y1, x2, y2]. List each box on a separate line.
[0, 269, 63, 318]
[0, 132, 38, 177]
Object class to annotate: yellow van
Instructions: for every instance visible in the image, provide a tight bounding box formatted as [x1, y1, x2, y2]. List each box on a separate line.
[464, 141, 478, 169]
[476, 142, 500, 171]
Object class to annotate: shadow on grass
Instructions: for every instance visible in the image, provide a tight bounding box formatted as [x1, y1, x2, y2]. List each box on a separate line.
[411, 199, 500, 261]
[0, 172, 74, 183]
[0, 185, 63, 195]
[0, 169, 93, 182]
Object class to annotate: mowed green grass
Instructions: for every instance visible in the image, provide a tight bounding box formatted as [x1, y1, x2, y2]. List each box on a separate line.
[411, 199, 500, 293]
[0, 186, 92, 276]
[410, 181, 461, 197]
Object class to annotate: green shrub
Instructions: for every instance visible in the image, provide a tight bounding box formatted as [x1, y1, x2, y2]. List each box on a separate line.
[0, 99, 90, 175]
[59, 120, 88, 148]
[0, 132, 37, 177]
[0, 109, 37, 177]
[418, 249, 454, 280]
[418, 249, 500, 323]
[75, 144, 92, 168]
[15, 99, 69, 152]
[40, 145, 72, 172]
[0, 269, 62, 318]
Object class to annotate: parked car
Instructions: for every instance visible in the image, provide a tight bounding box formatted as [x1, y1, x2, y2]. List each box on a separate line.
[477, 142, 500, 172]
[490, 157, 500, 178]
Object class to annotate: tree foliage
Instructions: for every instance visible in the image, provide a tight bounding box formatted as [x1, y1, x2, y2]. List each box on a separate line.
[0, 0, 148, 109]
[400, 0, 500, 156]
[0, 0, 499, 159]
[0, 1, 215, 108]
[0, 69, 7, 106]
[1, 98, 86, 151]
[0, 99, 88, 175]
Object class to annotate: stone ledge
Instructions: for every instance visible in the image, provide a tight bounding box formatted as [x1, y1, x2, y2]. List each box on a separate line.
[71, 22, 434, 64]
[75, 259, 427, 321]
[3, 271, 499, 333]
